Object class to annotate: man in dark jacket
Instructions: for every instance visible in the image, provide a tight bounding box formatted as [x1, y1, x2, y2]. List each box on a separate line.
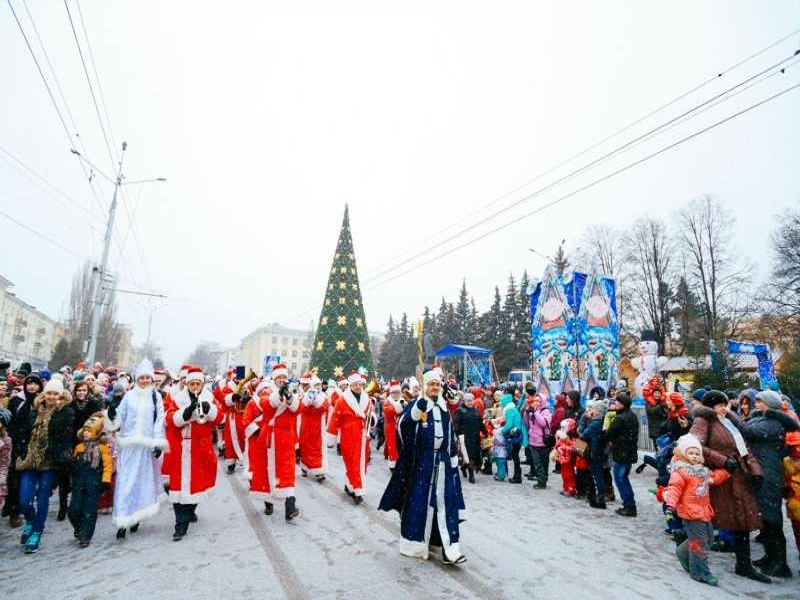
[606, 392, 640, 517]
[2, 373, 43, 526]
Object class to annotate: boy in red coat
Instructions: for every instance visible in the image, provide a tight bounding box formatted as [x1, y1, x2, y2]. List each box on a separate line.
[663, 433, 731, 586]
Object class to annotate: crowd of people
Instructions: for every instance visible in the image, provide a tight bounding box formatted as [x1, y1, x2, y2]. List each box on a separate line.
[1, 358, 799, 587]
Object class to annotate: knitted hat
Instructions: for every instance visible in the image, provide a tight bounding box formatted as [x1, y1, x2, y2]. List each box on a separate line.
[589, 400, 607, 418]
[701, 389, 728, 408]
[614, 391, 632, 408]
[676, 433, 702, 455]
[44, 378, 64, 395]
[423, 369, 443, 386]
[113, 381, 127, 394]
[755, 390, 783, 410]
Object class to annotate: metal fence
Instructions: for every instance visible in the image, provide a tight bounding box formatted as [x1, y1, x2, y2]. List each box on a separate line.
[631, 406, 654, 451]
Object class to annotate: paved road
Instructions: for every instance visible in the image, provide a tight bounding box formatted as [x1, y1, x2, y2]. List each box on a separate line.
[1, 449, 796, 600]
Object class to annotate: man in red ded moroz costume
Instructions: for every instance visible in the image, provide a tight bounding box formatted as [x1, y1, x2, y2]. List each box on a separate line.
[164, 367, 224, 541]
[246, 364, 301, 520]
[216, 369, 247, 475]
[327, 370, 373, 504]
[383, 380, 405, 469]
[298, 372, 329, 482]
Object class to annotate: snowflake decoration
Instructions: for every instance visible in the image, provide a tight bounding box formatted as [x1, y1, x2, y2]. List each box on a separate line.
[339, 282, 346, 290]
[356, 318, 363, 328]
[316, 341, 324, 351]
[339, 297, 346, 305]
[337, 315, 347, 326]
[321, 316, 328, 326]
[333, 366, 344, 378]
[340, 267, 347, 274]
[358, 342, 365, 352]
[336, 340, 346, 351]
[353, 298, 360, 306]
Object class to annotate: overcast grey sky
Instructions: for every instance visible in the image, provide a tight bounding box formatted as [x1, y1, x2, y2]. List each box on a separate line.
[2, 1, 799, 369]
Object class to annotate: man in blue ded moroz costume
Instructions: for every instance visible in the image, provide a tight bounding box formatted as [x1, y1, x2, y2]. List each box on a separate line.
[379, 368, 466, 564]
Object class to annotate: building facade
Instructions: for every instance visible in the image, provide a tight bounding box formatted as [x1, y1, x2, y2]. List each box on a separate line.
[0, 276, 60, 370]
[240, 323, 314, 377]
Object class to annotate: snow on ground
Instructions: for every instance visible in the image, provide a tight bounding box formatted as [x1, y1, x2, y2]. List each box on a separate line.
[1, 449, 798, 600]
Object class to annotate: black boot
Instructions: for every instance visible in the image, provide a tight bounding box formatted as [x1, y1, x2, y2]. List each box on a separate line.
[130, 523, 139, 533]
[116, 527, 126, 539]
[760, 525, 792, 578]
[615, 505, 637, 517]
[57, 506, 67, 521]
[460, 465, 468, 478]
[734, 533, 772, 583]
[468, 467, 475, 484]
[264, 502, 274, 516]
[285, 497, 299, 521]
[172, 524, 187, 541]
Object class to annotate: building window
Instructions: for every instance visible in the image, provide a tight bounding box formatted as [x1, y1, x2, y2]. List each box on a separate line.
[272, 336, 277, 343]
[282, 337, 288, 345]
[292, 338, 298, 346]
[291, 362, 297, 370]
[292, 350, 297, 358]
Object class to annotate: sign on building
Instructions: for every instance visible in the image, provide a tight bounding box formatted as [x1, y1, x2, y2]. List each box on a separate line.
[263, 354, 281, 376]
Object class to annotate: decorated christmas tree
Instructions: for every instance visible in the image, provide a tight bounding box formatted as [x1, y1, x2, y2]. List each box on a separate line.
[309, 205, 375, 381]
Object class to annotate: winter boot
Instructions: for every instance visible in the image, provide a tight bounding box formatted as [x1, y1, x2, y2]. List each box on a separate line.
[315, 474, 326, 483]
[116, 527, 126, 539]
[760, 533, 792, 578]
[20, 523, 33, 545]
[24, 531, 41, 554]
[460, 465, 468, 478]
[57, 506, 67, 521]
[172, 524, 188, 541]
[468, 467, 475, 484]
[734, 537, 771, 583]
[615, 505, 637, 517]
[264, 502, 274, 516]
[353, 494, 363, 505]
[9, 514, 23, 528]
[285, 497, 299, 521]
[130, 523, 140, 533]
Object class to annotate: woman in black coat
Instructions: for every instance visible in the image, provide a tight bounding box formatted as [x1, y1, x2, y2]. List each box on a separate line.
[454, 393, 485, 484]
[740, 390, 799, 578]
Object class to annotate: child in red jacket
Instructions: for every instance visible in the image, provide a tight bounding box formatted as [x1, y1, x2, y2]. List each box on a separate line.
[663, 433, 730, 587]
[555, 418, 577, 497]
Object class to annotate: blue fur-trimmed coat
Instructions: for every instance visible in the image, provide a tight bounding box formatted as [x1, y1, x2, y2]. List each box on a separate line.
[379, 395, 465, 546]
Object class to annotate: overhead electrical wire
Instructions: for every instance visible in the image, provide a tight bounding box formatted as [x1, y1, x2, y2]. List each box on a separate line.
[0, 209, 87, 260]
[363, 81, 800, 292]
[361, 49, 800, 288]
[360, 27, 800, 280]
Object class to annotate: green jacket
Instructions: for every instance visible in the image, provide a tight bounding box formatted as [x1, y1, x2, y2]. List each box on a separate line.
[500, 394, 528, 446]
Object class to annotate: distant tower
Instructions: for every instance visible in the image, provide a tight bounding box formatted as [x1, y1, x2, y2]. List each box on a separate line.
[309, 205, 375, 381]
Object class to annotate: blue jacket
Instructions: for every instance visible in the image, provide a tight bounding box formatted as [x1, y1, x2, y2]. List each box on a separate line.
[580, 417, 606, 466]
[500, 394, 528, 446]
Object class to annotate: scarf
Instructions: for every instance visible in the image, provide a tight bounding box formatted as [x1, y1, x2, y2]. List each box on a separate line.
[719, 416, 749, 457]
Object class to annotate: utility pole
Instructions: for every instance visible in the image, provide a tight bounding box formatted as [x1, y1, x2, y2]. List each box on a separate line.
[85, 141, 127, 365]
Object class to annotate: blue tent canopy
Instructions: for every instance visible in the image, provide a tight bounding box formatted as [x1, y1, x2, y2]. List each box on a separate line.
[435, 344, 493, 358]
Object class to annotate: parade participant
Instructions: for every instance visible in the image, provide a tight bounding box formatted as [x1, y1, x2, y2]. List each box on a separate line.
[15, 376, 74, 553]
[379, 369, 466, 565]
[3, 372, 43, 527]
[222, 389, 248, 475]
[382, 380, 404, 469]
[164, 367, 224, 540]
[328, 371, 373, 504]
[243, 380, 272, 513]
[68, 412, 113, 548]
[259, 364, 301, 520]
[109, 359, 168, 540]
[299, 375, 329, 482]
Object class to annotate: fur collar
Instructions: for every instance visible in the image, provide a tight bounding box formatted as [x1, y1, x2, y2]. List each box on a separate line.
[33, 390, 73, 411]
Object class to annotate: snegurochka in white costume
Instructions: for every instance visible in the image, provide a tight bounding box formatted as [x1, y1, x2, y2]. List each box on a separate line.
[107, 358, 168, 539]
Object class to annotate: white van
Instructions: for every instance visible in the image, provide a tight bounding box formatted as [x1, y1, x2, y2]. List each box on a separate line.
[507, 370, 533, 386]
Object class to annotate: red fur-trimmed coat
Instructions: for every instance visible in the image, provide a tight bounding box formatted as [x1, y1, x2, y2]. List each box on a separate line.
[164, 388, 224, 503]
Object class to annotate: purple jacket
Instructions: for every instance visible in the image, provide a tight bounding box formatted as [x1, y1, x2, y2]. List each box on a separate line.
[524, 407, 552, 447]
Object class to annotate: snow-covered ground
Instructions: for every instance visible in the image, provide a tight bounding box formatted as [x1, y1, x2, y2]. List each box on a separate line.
[1, 449, 797, 600]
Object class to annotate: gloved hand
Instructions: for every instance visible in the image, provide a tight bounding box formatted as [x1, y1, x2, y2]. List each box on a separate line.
[107, 405, 117, 421]
[153, 448, 162, 459]
[750, 474, 763, 493]
[201, 401, 211, 414]
[723, 457, 739, 472]
[416, 399, 428, 413]
[182, 406, 194, 422]
[664, 506, 677, 522]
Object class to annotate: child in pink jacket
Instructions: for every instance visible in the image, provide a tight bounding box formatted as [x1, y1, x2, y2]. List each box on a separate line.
[663, 433, 731, 587]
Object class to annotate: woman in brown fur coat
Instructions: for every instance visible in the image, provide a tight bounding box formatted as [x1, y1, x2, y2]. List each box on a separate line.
[690, 389, 770, 584]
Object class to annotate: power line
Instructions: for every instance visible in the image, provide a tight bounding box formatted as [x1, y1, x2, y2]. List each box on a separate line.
[0, 209, 87, 260]
[361, 50, 800, 287]
[364, 81, 800, 292]
[360, 27, 800, 279]
[0, 145, 104, 228]
[10, 0, 109, 219]
[63, 0, 116, 174]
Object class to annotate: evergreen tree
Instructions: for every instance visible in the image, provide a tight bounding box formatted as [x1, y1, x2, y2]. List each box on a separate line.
[515, 270, 532, 368]
[454, 280, 471, 343]
[553, 240, 570, 275]
[378, 315, 397, 378]
[49, 338, 82, 371]
[310, 206, 375, 380]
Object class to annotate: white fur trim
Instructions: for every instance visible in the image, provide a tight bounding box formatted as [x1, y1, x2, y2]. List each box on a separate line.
[206, 403, 219, 421]
[224, 393, 234, 407]
[399, 537, 429, 559]
[244, 420, 261, 438]
[112, 500, 161, 528]
[326, 433, 337, 448]
[450, 455, 459, 468]
[225, 458, 236, 466]
[117, 433, 168, 449]
[249, 490, 274, 502]
[273, 486, 295, 499]
[173, 409, 189, 428]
